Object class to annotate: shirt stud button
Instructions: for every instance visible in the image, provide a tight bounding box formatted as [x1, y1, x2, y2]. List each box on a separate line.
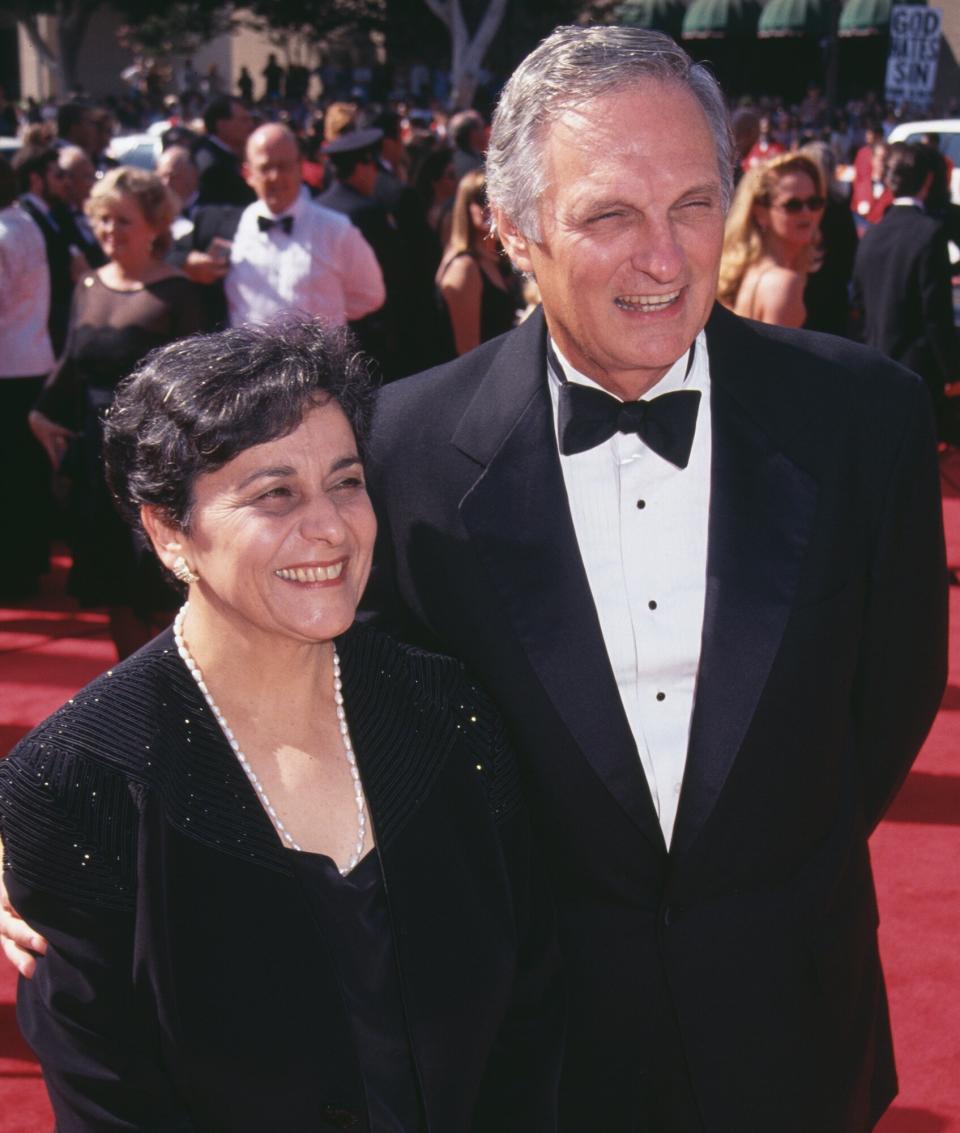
[656, 691, 666, 702]
[636, 499, 646, 509]
[648, 600, 657, 610]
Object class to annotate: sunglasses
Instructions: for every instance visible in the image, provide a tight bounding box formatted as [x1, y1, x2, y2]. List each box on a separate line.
[773, 195, 826, 214]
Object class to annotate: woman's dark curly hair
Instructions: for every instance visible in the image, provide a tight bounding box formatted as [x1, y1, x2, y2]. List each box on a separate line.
[103, 317, 376, 536]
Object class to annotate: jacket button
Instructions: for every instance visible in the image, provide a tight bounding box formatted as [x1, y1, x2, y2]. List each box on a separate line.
[663, 903, 683, 927]
[320, 1105, 360, 1128]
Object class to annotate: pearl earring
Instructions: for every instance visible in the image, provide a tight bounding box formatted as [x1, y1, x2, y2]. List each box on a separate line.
[172, 555, 199, 585]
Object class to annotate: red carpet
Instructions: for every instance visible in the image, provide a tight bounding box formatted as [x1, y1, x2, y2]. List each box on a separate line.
[1, 507, 959, 1130]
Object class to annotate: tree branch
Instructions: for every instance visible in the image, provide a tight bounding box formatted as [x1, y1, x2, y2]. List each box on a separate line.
[421, 0, 451, 28]
[17, 12, 60, 73]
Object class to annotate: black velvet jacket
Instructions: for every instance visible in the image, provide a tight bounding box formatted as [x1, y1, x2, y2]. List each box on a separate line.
[0, 624, 563, 1132]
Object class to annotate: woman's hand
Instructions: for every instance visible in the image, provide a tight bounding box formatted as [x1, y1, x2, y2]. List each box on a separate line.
[0, 844, 46, 978]
[28, 410, 74, 469]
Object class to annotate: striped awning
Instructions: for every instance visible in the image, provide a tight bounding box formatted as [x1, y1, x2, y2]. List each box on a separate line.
[758, 0, 825, 37]
[614, 0, 686, 34]
[838, 0, 891, 36]
[682, 0, 761, 39]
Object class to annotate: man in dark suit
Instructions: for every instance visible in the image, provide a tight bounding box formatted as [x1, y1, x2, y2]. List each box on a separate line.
[57, 145, 106, 269]
[169, 201, 241, 330]
[320, 129, 404, 379]
[364, 26, 947, 1132]
[192, 95, 256, 208]
[852, 141, 960, 444]
[13, 146, 81, 355]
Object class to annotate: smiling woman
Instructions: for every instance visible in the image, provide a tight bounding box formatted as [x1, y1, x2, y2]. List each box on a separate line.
[27, 165, 207, 658]
[717, 152, 826, 329]
[0, 318, 563, 1132]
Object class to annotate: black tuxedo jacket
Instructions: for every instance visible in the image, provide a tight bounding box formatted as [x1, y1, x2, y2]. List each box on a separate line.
[192, 137, 255, 209]
[63, 204, 107, 270]
[365, 303, 947, 1132]
[19, 196, 75, 355]
[169, 203, 243, 331]
[852, 204, 960, 393]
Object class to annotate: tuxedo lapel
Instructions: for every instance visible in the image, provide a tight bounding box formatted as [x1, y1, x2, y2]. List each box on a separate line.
[672, 308, 818, 855]
[453, 311, 663, 846]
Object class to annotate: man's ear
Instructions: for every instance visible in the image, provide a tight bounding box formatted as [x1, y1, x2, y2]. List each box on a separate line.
[141, 505, 188, 575]
[241, 161, 253, 188]
[495, 208, 536, 275]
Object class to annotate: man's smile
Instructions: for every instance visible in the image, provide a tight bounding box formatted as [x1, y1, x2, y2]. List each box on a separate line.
[614, 288, 683, 313]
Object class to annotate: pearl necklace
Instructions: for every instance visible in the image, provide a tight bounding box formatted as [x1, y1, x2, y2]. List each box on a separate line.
[173, 604, 367, 875]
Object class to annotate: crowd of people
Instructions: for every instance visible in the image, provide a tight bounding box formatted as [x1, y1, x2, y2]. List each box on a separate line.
[0, 22, 955, 1132]
[2, 71, 958, 629]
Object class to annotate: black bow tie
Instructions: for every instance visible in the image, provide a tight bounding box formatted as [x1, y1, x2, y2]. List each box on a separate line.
[558, 382, 701, 467]
[257, 214, 293, 234]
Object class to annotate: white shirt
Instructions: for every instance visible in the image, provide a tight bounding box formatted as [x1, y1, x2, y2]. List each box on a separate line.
[226, 191, 385, 328]
[548, 333, 712, 847]
[0, 204, 55, 377]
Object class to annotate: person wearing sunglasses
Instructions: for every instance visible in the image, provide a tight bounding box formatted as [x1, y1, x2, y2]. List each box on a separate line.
[717, 152, 826, 329]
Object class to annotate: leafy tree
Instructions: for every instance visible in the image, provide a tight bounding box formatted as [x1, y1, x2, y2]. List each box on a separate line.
[10, 0, 231, 95]
[239, 0, 385, 74]
[117, 2, 234, 64]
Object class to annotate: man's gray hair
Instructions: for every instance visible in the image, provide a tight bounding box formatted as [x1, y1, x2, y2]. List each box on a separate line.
[486, 25, 734, 241]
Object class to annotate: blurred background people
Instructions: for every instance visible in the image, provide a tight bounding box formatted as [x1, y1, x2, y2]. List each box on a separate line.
[718, 153, 825, 329]
[156, 144, 200, 240]
[0, 156, 55, 600]
[58, 144, 105, 268]
[193, 95, 255, 208]
[851, 139, 893, 231]
[54, 101, 96, 156]
[730, 106, 760, 187]
[448, 109, 486, 179]
[413, 145, 457, 249]
[741, 113, 785, 171]
[28, 167, 206, 658]
[800, 140, 857, 338]
[436, 169, 521, 355]
[852, 142, 960, 447]
[13, 145, 83, 355]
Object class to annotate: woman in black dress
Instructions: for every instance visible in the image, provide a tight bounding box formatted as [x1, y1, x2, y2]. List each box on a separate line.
[0, 319, 562, 1132]
[436, 170, 521, 355]
[29, 165, 206, 658]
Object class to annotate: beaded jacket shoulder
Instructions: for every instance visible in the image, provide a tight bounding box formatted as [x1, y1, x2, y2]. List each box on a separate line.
[0, 631, 306, 905]
[0, 633, 201, 909]
[339, 624, 524, 836]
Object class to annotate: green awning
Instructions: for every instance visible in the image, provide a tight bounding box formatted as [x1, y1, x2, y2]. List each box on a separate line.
[614, 0, 686, 34]
[682, 0, 760, 39]
[838, 0, 890, 36]
[758, 0, 824, 37]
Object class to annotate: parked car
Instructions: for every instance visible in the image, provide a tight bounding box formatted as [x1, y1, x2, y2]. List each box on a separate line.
[106, 133, 161, 170]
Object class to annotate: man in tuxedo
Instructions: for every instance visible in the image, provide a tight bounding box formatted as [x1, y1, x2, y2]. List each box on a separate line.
[173, 124, 384, 333]
[57, 145, 106, 269]
[364, 25, 946, 1132]
[192, 95, 256, 208]
[13, 146, 83, 354]
[852, 142, 960, 444]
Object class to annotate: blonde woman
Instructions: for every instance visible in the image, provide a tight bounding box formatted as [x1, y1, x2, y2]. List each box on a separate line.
[718, 152, 825, 329]
[436, 169, 521, 355]
[29, 166, 206, 657]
